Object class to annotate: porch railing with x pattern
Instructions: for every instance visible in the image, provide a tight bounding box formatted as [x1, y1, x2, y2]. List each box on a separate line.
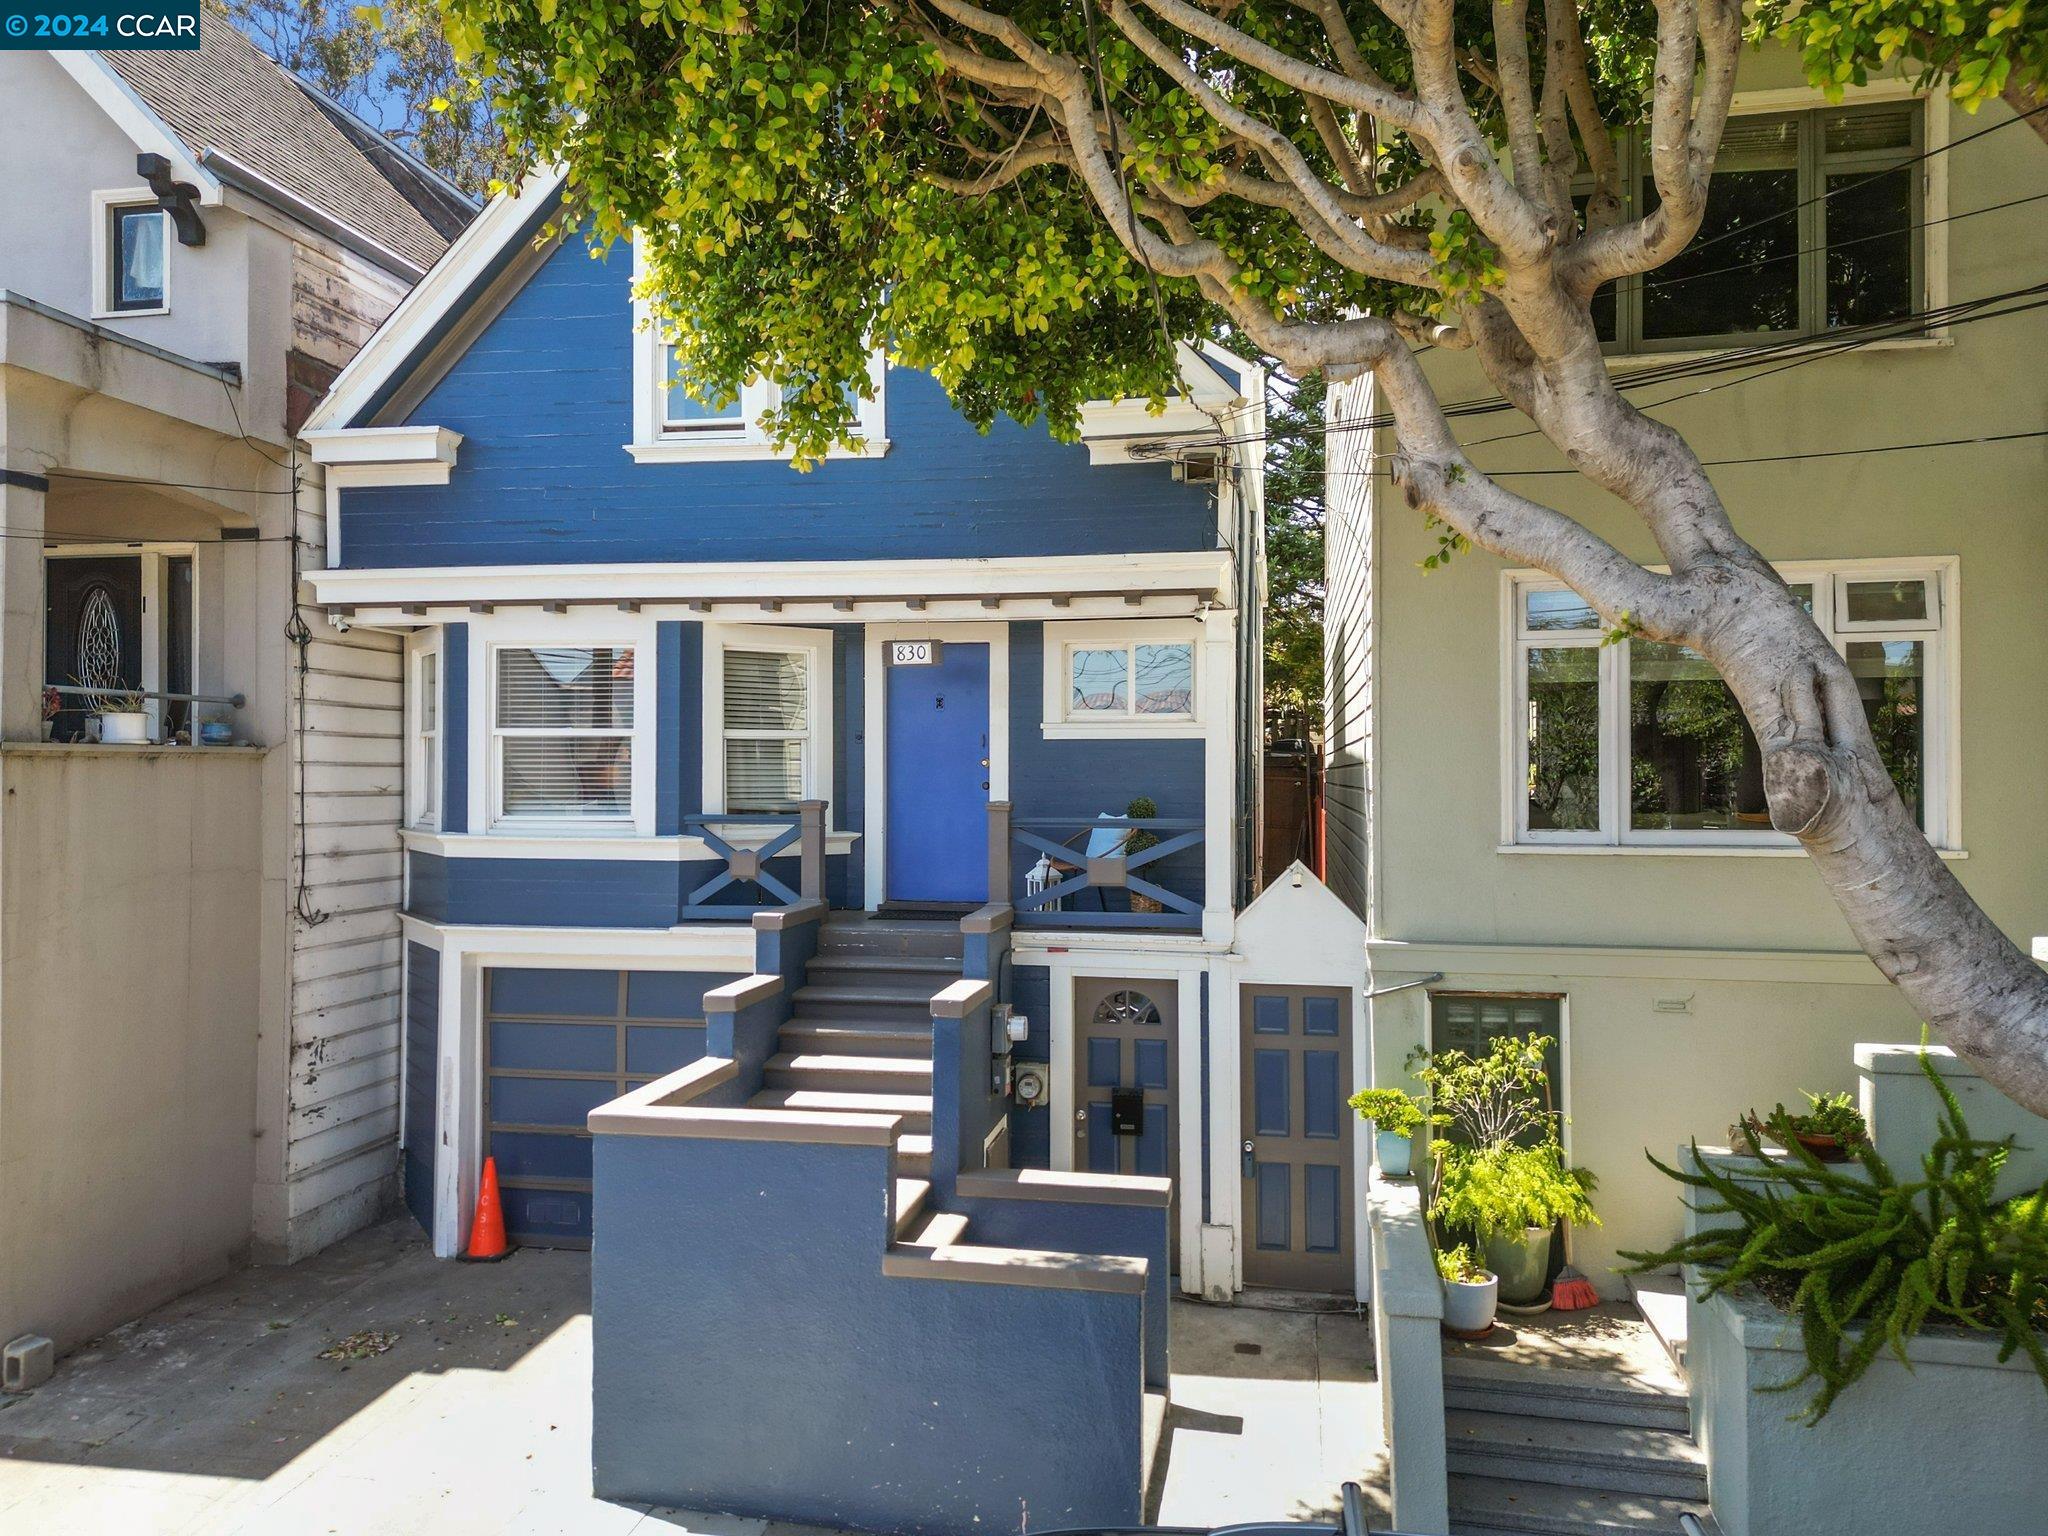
[680, 799, 827, 920]
[1009, 813, 1204, 930]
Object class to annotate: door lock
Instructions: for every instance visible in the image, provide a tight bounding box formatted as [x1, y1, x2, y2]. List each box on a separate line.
[1075, 1108, 1088, 1123]
[1241, 1138, 1256, 1179]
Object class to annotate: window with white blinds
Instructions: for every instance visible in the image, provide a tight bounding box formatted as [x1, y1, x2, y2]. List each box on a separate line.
[492, 645, 636, 822]
[722, 647, 809, 811]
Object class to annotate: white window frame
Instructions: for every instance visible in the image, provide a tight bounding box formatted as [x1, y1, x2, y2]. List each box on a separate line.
[91, 188, 170, 319]
[482, 616, 656, 837]
[406, 631, 443, 831]
[701, 623, 835, 816]
[1041, 619, 1203, 739]
[626, 248, 887, 462]
[1500, 558, 1960, 852]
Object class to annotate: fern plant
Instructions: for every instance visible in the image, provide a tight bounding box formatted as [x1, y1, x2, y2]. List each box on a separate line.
[1437, 1141, 1598, 1244]
[1623, 1051, 2048, 1423]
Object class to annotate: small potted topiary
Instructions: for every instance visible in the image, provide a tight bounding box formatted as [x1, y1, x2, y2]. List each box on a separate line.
[1349, 1087, 1428, 1178]
[1437, 1242, 1498, 1338]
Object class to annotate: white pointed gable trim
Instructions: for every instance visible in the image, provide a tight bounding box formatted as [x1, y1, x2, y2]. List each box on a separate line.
[49, 52, 221, 204]
[302, 164, 568, 435]
[1233, 861, 1367, 983]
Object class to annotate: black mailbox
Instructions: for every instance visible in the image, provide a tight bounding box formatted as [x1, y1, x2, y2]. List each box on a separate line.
[1110, 1086, 1146, 1137]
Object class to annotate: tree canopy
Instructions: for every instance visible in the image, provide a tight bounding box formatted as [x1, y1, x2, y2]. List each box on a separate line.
[440, 0, 2048, 1112]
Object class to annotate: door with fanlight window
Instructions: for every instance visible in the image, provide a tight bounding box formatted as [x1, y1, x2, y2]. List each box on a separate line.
[1073, 977, 1178, 1266]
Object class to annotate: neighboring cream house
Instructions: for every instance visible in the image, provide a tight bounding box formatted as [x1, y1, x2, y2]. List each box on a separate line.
[1325, 51, 2048, 1287]
[0, 34, 471, 1355]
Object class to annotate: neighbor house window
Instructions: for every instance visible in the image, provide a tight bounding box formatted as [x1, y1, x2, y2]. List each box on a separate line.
[491, 645, 636, 826]
[103, 199, 167, 314]
[722, 647, 810, 812]
[1506, 563, 1953, 848]
[409, 643, 441, 830]
[1044, 622, 1200, 735]
[1586, 101, 1921, 352]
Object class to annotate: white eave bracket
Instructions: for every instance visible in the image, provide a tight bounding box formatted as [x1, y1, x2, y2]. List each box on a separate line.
[303, 426, 463, 568]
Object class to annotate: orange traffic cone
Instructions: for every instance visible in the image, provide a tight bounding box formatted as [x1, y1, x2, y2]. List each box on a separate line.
[462, 1156, 512, 1262]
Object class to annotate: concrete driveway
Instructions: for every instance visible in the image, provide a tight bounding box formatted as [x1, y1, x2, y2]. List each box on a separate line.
[0, 1219, 1387, 1534]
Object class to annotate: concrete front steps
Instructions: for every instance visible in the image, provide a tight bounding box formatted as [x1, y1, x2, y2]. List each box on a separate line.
[747, 914, 962, 1191]
[1444, 1358, 1713, 1535]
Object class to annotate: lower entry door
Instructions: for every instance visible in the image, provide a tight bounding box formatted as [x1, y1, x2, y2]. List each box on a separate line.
[1073, 977, 1178, 1265]
[1241, 986, 1354, 1291]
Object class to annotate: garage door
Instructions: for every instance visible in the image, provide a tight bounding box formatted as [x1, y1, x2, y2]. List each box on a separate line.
[484, 968, 729, 1245]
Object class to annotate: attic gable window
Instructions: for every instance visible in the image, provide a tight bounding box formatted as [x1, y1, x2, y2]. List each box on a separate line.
[626, 255, 888, 461]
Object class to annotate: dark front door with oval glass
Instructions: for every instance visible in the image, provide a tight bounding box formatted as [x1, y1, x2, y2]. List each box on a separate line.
[45, 555, 143, 741]
[1241, 986, 1354, 1292]
[1073, 977, 1178, 1264]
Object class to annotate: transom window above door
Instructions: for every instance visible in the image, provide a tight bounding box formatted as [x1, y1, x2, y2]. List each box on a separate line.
[1505, 563, 1956, 850]
[1043, 621, 1201, 737]
[1583, 100, 1923, 353]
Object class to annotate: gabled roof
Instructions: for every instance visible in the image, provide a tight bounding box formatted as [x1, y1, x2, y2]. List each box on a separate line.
[85, 27, 475, 276]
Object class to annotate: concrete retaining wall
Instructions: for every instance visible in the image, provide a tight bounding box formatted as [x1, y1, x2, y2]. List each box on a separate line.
[1366, 1176, 1448, 1535]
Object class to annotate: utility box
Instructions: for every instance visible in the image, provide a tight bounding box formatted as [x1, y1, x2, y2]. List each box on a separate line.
[3, 1335, 54, 1393]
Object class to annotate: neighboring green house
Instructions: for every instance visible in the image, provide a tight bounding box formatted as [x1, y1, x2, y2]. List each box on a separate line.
[1323, 47, 2048, 1288]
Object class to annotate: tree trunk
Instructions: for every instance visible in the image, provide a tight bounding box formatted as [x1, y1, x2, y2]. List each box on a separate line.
[1685, 559, 2048, 1115]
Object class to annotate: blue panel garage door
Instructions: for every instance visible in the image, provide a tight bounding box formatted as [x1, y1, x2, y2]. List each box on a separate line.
[484, 968, 728, 1245]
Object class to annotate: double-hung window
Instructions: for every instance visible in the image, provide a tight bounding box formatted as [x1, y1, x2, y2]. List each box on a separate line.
[1507, 563, 1955, 849]
[722, 647, 810, 812]
[1044, 622, 1200, 736]
[408, 642, 441, 830]
[491, 645, 637, 828]
[1587, 101, 1922, 352]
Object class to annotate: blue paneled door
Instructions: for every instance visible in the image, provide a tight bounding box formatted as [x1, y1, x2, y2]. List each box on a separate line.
[1241, 987, 1354, 1291]
[483, 968, 713, 1246]
[884, 641, 990, 904]
[1073, 977, 1179, 1267]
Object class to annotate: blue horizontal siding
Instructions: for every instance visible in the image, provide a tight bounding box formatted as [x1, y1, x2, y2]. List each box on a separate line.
[407, 849, 854, 927]
[340, 236, 1216, 568]
[1006, 622, 1205, 909]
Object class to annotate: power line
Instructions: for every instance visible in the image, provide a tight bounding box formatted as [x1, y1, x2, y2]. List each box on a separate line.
[44, 472, 300, 497]
[1323, 425, 2048, 479]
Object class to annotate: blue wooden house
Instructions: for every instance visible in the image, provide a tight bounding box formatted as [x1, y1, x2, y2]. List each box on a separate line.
[302, 167, 1370, 1530]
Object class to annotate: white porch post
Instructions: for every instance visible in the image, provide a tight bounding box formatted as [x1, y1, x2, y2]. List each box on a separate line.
[1200, 606, 1235, 943]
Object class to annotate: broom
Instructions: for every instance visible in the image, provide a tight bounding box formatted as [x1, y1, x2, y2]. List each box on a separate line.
[1541, 1073, 1600, 1310]
[1551, 1219, 1600, 1310]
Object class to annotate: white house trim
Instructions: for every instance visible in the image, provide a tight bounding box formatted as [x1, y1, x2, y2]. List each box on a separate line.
[862, 620, 1010, 910]
[302, 164, 568, 436]
[402, 828, 861, 862]
[305, 548, 1233, 612]
[303, 425, 464, 467]
[398, 914, 755, 1258]
[49, 52, 221, 203]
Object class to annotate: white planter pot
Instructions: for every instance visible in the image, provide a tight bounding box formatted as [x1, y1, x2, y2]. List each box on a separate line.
[98, 712, 149, 744]
[1441, 1272, 1498, 1337]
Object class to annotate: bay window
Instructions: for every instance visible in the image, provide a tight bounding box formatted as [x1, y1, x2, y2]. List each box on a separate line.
[491, 644, 637, 827]
[1506, 563, 1954, 849]
[703, 625, 834, 815]
[407, 639, 441, 830]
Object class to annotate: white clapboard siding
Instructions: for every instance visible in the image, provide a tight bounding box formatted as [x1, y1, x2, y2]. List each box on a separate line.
[282, 505, 407, 1259]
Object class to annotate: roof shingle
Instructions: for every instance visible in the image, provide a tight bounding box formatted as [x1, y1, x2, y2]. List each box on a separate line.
[105, 23, 475, 273]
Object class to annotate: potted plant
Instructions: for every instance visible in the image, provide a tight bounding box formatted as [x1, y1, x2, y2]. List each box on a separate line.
[40, 686, 61, 741]
[1122, 796, 1163, 914]
[1435, 1140, 1599, 1306]
[1349, 1086, 1428, 1177]
[1747, 1090, 1868, 1163]
[92, 689, 151, 744]
[1412, 1032, 1599, 1306]
[1437, 1243, 1499, 1337]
